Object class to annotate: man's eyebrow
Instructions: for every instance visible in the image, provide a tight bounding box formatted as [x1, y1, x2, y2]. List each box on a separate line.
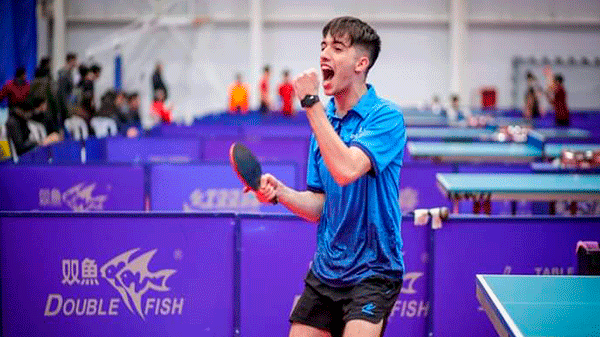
[321, 39, 349, 48]
[332, 38, 349, 47]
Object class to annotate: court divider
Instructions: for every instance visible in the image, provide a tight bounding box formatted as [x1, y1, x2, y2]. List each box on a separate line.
[2, 212, 597, 336]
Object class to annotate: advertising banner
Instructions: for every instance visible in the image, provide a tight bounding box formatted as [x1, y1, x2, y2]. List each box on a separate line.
[150, 163, 298, 213]
[0, 214, 236, 337]
[0, 165, 144, 211]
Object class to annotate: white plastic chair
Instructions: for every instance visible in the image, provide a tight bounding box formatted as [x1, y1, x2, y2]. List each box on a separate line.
[90, 117, 118, 138]
[64, 116, 89, 140]
[27, 121, 47, 143]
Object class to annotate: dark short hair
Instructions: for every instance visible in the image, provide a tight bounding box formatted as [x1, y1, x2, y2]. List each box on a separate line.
[39, 57, 51, 69]
[24, 96, 46, 110]
[90, 64, 102, 74]
[322, 16, 381, 74]
[263, 65, 271, 73]
[555, 74, 564, 84]
[127, 92, 139, 102]
[283, 69, 290, 77]
[526, 71, 535, 80]
[79, 65, 89, 77]
[451, 94, 460, 102]
[35, 67, 50, 78]
[66, 53, 77, 62]
[15, 67, 26, 78]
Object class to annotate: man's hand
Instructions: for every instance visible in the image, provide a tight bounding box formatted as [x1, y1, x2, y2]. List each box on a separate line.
[41, 132, 62, 146]
[243, 173, 282, 203]
[293, 69, 320, 100]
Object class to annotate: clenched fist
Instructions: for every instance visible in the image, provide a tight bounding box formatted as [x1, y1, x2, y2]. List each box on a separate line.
[293, 69, 320, 100]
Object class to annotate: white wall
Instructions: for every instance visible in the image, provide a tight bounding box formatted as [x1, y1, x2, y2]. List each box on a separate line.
[469, 27, 600, 109]
[43, 0, 600, 119]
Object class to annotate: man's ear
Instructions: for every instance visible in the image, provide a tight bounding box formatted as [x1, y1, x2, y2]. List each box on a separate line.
[355, 54, 370, 74]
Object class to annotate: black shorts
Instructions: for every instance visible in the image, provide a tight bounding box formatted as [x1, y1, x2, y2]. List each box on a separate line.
[289, 270, 402, 337]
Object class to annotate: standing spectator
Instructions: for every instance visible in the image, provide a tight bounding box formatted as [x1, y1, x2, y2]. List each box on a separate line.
[228, 73, 249, 114]
[278, 69, 295, 116]
[259, 65, 271, 115]
[57, 53, 78, 126]
[543, 66, 569, 127]
[524, 71, 541, 119]
[152, 62, 168, 100]
[151, 89, 172, 124]
[74, 63, 102, 122]
[27, 60, 60, 134]
[0, 67, 30, 109]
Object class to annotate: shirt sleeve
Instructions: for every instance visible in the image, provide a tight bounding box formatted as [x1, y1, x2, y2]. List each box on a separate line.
[306, 135, 324, 193]
[349, 107, 406, 176]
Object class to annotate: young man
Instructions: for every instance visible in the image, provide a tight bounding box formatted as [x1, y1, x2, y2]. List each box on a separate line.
[57, 53, 78, 125]
[278, 69, 295, 116]
[259, 65, 271, 115]
[253, 17, 406, 337]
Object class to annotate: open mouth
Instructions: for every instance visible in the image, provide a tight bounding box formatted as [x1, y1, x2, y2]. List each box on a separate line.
[322, 68, 335, 82]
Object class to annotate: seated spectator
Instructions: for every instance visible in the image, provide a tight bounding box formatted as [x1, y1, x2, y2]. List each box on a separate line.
[446, 94, 471, 124]
[6, 99, 61, 156]
[151, 89, 172, 124]
[116, 92, 141, 137]
[228, 73, 249, 114]
[431, 95, 444, 115]
[0, 67, 30, 109]
[95, 89, 119, 119]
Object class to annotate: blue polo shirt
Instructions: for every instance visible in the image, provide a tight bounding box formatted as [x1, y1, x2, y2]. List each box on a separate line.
[307, 84, 406, 287]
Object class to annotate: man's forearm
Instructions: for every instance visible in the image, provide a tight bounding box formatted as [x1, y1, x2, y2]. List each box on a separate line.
[305, 104, 365, 185]
[277, 184, 325, 223]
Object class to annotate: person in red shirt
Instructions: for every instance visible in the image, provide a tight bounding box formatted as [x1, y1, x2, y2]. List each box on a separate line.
[543, 66, 569, 127]
[151, 88, 172, 124]
[259, 65, 271, 115]
[0, 67, 30, 109]
[278, 69, 295, 116]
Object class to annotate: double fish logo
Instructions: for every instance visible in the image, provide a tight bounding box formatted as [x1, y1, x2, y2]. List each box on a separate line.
[100, 249, 176, 319]
[62, 183, 107, 211]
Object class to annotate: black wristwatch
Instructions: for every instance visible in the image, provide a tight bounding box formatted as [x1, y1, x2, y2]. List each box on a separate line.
[300, 95, 320, 108]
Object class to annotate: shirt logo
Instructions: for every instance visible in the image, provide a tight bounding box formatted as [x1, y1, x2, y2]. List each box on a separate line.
[362, 302, 376, 316]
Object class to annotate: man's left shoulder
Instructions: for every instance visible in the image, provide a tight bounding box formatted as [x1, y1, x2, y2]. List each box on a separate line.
[368, 97, 404, 123]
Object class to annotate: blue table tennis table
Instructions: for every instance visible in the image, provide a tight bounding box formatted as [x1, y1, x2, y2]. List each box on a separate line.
[406, 127, 591, 141]
[408, 140, 600, 163]
[436, 173, 600, 214]
[476, 275, 600, 337]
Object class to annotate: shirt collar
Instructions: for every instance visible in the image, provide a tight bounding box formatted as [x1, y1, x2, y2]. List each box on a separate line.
[326, 84, 376, 119]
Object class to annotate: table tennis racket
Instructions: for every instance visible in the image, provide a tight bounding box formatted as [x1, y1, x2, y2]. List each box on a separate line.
[229, 142, 277, 204]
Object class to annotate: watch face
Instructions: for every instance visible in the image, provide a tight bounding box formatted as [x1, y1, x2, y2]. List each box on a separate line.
[302, 95, 319, 108]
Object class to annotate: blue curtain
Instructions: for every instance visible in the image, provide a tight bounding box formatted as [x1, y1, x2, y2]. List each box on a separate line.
[0, 0, 37, 90]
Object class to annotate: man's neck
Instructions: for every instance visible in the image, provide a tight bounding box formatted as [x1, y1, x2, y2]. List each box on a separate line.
[333, 82, 368, 118]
